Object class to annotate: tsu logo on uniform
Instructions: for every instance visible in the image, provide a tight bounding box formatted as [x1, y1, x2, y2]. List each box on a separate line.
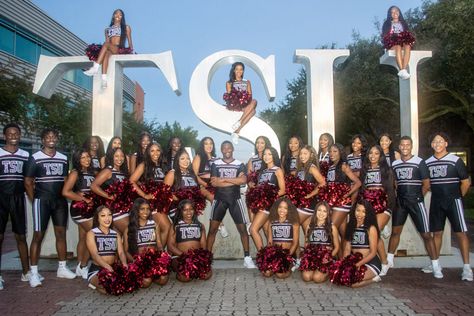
[2, 160, 23, 174]
[396, 167, 414, 180]
[429, 165, 448, 178]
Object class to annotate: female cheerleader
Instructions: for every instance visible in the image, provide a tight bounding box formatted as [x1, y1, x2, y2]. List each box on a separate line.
[225, 62, 258, 144]
[129, 131, 152, 174]
[123, 198, 168, 287]
[82, 135, 105, 173]
[167, 200, 212, 282]
[91, 147, 129, 234]
[249, 147, 286, 251]
[318, 133, 334, 177]
[130, 142, 171, 246]
[301, 201, 340, 283]
[62, 149, 96, 279]
[86, 206, 127, 294]
[164, 136, 182, 172]
[164, 148, 205, 221]
[295, 145, 326, 232]
[263, 197, 299, 279]
[84, 9, 133, 87]
[100, 136, 123, 168]
[378, 133, 401, 168]
[382, 6, 415, 79]
[281, 136, 304, 176]
[359, 145, 396, 276]
[347, 134, 368, 178]
[344, 200, 382, 287]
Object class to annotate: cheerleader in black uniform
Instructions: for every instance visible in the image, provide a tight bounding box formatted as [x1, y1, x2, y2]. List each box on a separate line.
[263, 197, 299, 279]
[164, 136, 182, 171]
[318, 133, 334, 177]
[123, 198, 168, 287]
[86, 206, 128, 294]
[91, 147, 129, 234]
[295, 145, 326, 231]
[344, 200, 382, 287]
[62, 149, 96, 279]
[347, 134, 368, 178]
[82, 136, 105, 173]
[167, 200, 212, 282]
[281, 136, 304, 176]
[130, 131, 151, 174]
[360, 145, 396, 276]
[130, 142, 171, 246]
[378, 133, 400, 168]
[164, 148, 206, 220]
[225, 62, 258, 144]
[249, 147, 285, 251]
[301, 201, 340, 283]
[382, 6, 415, 79]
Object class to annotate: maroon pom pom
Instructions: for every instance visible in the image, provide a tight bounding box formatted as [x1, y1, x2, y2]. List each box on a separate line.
[85, 43, 102, 61]
[329, 252, 367, 286]
[223, 88, 252, 111]
[299, 244, 334, 273]
[98, 262, 143, 295]
[104, 180, 138, 216]
[383, 31, 415, 49]
[285, 175, 316, 209]
[256, 245, 294, 274]
[118, 47, 134, 54]
[174, 187, 206, 215]
[317, 182, 351, 208]
[72, 192, 103, 219]
[319, 161, 330, 179]
[177, 248, 213, 280]
[139, 180, 173, 213]
[361, 189, 388, 214]
[246, 182, 279, 213]
[133, 248, 172, 279]
[247, 171, 259, 185]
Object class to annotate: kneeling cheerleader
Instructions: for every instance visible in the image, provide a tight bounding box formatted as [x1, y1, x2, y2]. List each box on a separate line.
[330, 200, 382, 288]
[124, 198, 170, 288]
[167, 200, 213, 282]
[256, 197, 299, 279]
[300, 201, 340, 283]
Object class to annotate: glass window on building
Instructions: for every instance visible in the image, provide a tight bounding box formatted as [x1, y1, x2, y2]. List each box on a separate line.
[73, 69, 92, 91]
[124, 96, 134, 113]
[0, 25, 14, 54]
[41, 46, 57, 57]
[16, 34, 38, 64]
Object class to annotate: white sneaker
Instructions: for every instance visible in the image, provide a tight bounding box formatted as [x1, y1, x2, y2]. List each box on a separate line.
[461, 267, 473, 281]
[243, 256, 256, 269]
[372, 275, 382, 283]
[421, 265, 433, 273]
[397, 69, 410, 80]
[21, 271, 45, 282]
[291, 258, 301, 272]
[379, 263, 392, 276]
[232, 121, 241, 131]
[246, 223, 251, 236]
[76, 263, 89, 280]
[101, 77, 107, 88]
[0, 276, 4, 290]
[433, 265, 443, 279]
[57, 266, 77, 279]
[83, 63, 99, 76]
[219, 225, 229, 238]
[29, 272, 42, 288]
[381, 225, 392, 239]
[231, 133, 239, 145]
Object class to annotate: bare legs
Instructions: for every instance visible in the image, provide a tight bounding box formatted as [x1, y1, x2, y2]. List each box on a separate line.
[393, 44, 412, 78]
[0, 232, 29, 275]
[234, 100, 257, 134]
[30, 226, 68, 266]
[250, 211, 269, 251]
[376, 213, 391, 264]
[152, 212, 171, 247]
[77, 221, 92, 267]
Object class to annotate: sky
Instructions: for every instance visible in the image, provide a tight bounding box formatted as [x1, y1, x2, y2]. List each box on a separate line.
[32, 0, 424, 159]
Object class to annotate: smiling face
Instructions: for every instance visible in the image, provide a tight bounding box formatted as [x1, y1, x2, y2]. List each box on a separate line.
[368, 146, 381, 167]
[277, 200, 289, 221]
[221, 143, 233, 160]
[316, 204, 329, 224]
[431, 135, 448, 155]
[379, 135, 391, 152]
[90, 137, 99, 152]
[319, 135, 329, 151]
[182, 202, 195, 223]
[390, 7, 400, 22]
[263, 148, 274, 165]
[178, 151, 191, 170]
[98, 207, 113, 228]
[204, 138, 214, 155]
[329, 145, 340, 163]
[355, 203, 366, 225]
[111, 137, 122, 149]
[113, 149, 125, 168]
[399, 139, 413, 158]
[352, 137, 362, 154]
[80, 152, 91, 169]
[138, 202, 151, 221]
[171, 138, 182, 154]
[42, 131, 58, 150]
[255, 137, 266, 154]
[4, 126, 20, 147]
[234, 64, 244, 80]
[299, 147, 311, 164]
[288, 137, 300, 154]
[140, 135, 151, 151]
[113, 9, 123, 23]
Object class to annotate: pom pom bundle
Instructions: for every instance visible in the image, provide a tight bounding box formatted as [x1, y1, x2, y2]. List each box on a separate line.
[174, 187, 206, 215]
[361, 189, 388, 214]
[72, 192, 101, 219]
[223, 88, 252, 111]
[104, 180, 137, 216]
[319, 161, 330, 179]
[246, 182, 279, 213]
[139, 180, 173, 213]
[176, 248, 213, 280]
[97, 262, 142, 295]
[247, 171, 259, 185]
[85, 44, 134, 61]
[285, 175, 316, 209]
[317, 182, 351, 207]
[382, 31, 415, 50]
[256, 245, 294, 274]
[133, 248, 172, 279]
[299, 244, 334, 273]
[329, 252, 367, 286]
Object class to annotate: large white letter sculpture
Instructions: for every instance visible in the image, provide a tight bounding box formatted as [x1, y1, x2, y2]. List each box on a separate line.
[33, 52, 180, 143]
[189, 50, 280, 154]
[380, 50, 432, 154]
[293, 49, 350, 147]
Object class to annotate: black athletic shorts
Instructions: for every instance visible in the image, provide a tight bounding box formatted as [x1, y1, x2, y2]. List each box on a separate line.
[210, 198, 248, 225]
[87, 263, 101, 281]
[32, 197, 68, 231]
[429, 197, 468, 233]
[365, 254, 382, 275]
[393, 197, 430, 234]
[0, 194, 27, 234]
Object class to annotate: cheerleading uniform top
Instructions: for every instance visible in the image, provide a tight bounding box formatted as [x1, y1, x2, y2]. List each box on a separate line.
[347, 153, 362, 173]
[151, 165, 166, 182]
[106, 25, 121, 38]
[93, 227, 118, 256]
[271, 220, 293, 243]
[258, 166, 279, 186]
[296, 164, 317, 183]
[73, 170, 95, 193]
[350, 226, 370, 249]
[249, 154, 263, 172]
[308, 226, 332, 246]
[319, 152, 330, 165]
[102, 167, 126, 189]
[211, 158, 246, 200]
[136, 219, 157, 248]
[176, 171, 198, 189]
[284, 156, 297, 174]
[0, 147, 29, 195]
[91, 156, 101, 173]
[231, 80, 249, 92]
[384, 152, 392, 168]
[390, 22, 404, 34]
[425, 153, 469, 199]
[175, 220, 202, 243]
[363, 167, 383, 189]
[198, 156, 216, 179]
[326, 165, 350, 184]
[392, 156, 429, 200]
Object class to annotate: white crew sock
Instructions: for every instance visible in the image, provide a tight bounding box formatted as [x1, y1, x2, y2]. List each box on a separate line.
[387, 253, 395, 263]
[432, 259, 440, 268]
[31, 265, 38, 274]
[464, 263, 471, 270]
[58, 260, 67, 268]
